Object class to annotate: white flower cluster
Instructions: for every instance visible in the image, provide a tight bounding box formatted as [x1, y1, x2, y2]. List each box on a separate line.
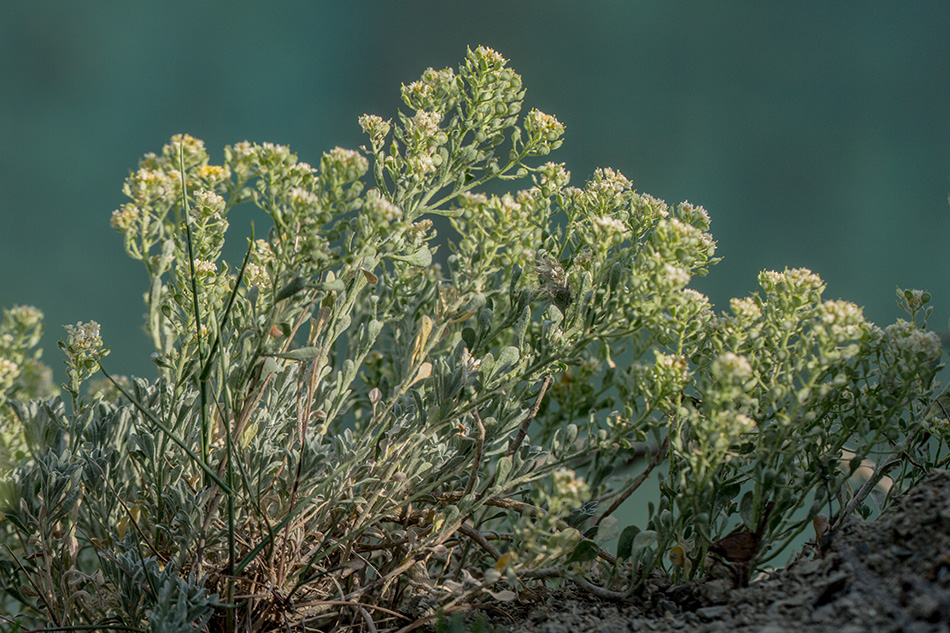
[64, 321, 103, 362]
[229, 140, 255, 161]
[677, 201, 710, 227]
[495, 193, 522, 218]
[663, 263, 691, 289]
[243, 263, 269, 289]
[550, 467, 589, 503]
[192, 259, 218, 276]
[411, 110, 443, 137]
[761, 267, 824, 293]
[0, 358, 19, 383]
[654, 351, 690, 388]
[358, 114, 391, 144]
[818, 300, 866, 339]
[365, 190, 402, 223]
[712, 351, 753, 380]
[407, 153, 436, 175]
[110, 204, 139, 233]
[472, 45, 506, 67]
[592, 215, 627, 236]
[194, 189, 225, 214]
[8, 305, 42, 326]
[633, 193, 670, 220]
[459, 191, 489, 208]
[258, 142, 294, 164]
[289, 162, 314, 178]
[288, 187, 319, 207]
[327, 147, 368, 174]
[130, 167, 180, 200]
[730, 297, 762, 322]
[583, 167, 631, 210]
[525, 108, 565, 141]
[679, 288, 711, 312]
[401, 66, 457, 113]
[169, 133, 205, 158]
[537, 162, 570, 193]
[884, 320, 942, 377]
[731, 413, 756, 434]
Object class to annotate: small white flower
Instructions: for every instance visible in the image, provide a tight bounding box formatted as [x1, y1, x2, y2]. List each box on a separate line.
[170, 133, 205, 156]
[730, 297, 762, 321]
[819, 300, 865, 337]
[713, 352, 753, 379]
[408, 153, 436, 175]
[244, 263, 268, 289]
[359, 114, 391, 142]
[473, 45, 506, 66]
[327, 147, 369, 175]
[733, 413, 756, 434]
[525, 108, 565, 140]
[64, 321, 103, 361]
[110, 205, 139, 232]
[680, 288, 710, 310]
[192, 259, 218, 276]
[654, 351, 689, 386]
[592, 215, 627, 235]
[194, 189, 225, 213]
[289, 187, 319, 206]
[411, 110, 443, 136]
[663, 263, 690, 288]
[230, 141, 255, 160]
[0, 358, 20, 381]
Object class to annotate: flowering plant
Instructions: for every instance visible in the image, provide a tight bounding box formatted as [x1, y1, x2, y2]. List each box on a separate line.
[1, 46, 946, 631]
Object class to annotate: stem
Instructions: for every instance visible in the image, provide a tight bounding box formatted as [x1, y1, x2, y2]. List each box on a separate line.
[593, 434, 670, 527]
[507, 374, 553, 458]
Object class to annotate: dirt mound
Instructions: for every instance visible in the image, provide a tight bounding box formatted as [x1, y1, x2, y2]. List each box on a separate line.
[491, 470, 950, 633]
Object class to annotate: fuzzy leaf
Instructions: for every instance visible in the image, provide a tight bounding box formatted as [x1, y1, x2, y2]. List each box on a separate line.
[616, 525, 641, 560]
[270, 347, 321, 361]
[566, 539, 600, 564]
[391, 246, 432, 267]
[494, 456, 512, 486]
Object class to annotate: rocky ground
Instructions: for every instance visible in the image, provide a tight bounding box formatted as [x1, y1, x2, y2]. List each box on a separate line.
[484, 469, 950, 633]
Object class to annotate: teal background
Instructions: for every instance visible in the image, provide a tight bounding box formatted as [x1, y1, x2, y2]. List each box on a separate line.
[2, 2, 949, 382]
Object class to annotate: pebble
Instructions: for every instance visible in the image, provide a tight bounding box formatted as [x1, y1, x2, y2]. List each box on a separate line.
[695, 605, 728, 621]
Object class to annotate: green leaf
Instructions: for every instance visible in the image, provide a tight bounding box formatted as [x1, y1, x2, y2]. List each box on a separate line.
[270, 347, 322, 361]
[496, 345, 520, 370]
[597, 515, 620, 543]
[422, 207, 463, 217]
[515, 304, 530, 349]
[494, 456, 512, 486]
[276, 275, 307, 301]
[461, 327, 476, 351]
[616, 524, 641, 560]
[631, 530, 657, 560]
[315, 278, 345, 292]
[739, 491, 755, 529]
[391, 246, 432, 267]
[566, 539, 600, 564]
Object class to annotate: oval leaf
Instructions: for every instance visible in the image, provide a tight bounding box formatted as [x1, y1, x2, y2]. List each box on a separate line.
[494, 456, 512, 486]
[617, 524, 641, 560]
[566, 539, 600, 565]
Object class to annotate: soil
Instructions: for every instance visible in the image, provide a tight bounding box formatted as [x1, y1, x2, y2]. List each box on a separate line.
[485, 469, 950, 633]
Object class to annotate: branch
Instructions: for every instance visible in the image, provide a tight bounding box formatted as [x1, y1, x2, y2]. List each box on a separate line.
[593, 434, 669, 527]
[507, 375, 553, 459]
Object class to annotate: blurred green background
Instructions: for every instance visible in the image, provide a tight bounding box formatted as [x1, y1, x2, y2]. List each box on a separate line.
[2, 1, 949, 382]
